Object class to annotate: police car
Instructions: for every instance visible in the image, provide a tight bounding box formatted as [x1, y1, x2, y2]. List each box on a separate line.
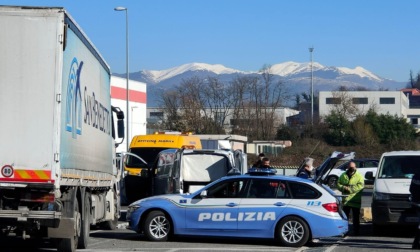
[126, 168, 348, 247]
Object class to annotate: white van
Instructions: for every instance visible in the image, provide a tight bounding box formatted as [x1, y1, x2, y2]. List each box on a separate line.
[152, 148, 247, 195]
[367, 151, 420, 230]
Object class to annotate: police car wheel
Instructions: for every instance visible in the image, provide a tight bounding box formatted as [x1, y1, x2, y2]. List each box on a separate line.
[277, 216, 310, 247]
[143, 211, 171, 241]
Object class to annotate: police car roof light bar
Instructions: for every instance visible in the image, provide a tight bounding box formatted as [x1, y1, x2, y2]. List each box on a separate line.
[247, 167, 277, 175]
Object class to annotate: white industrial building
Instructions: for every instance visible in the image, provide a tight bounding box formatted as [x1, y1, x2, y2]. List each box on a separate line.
[318, 91, 409, 120]
[111, 76, 147, 152]
[146, 107, 300, 134]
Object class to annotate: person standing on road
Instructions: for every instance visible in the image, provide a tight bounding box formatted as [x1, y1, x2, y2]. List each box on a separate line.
[260, 157, 271, 168]
[298, 164, 314, 179]
[410, 170, 420, 249]
[253, 153, 265, 167]
[337, 161, 364, 235]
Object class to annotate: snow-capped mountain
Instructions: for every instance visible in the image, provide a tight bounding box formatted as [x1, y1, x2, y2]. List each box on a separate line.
[140, 63, 244, 84]
[114, 62, 405, 107]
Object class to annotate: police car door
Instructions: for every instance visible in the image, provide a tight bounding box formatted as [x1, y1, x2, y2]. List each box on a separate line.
[186, 178, 247, 233]
[237, 178, 292, 236]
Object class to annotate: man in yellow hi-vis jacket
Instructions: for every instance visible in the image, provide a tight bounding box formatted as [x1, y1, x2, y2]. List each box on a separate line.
[337, 161, 364, 235]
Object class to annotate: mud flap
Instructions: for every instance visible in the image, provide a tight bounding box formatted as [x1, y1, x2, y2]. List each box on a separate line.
[48, 188, 78, 239]
[48, 217, 76, 238]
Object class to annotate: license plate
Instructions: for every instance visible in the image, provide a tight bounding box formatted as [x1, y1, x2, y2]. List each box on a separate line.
[405, 217, 419, 222]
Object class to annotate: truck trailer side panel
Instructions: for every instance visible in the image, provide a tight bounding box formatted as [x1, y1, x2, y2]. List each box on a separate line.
[0, 7, 61, 184]
[61, 14, 114, 178]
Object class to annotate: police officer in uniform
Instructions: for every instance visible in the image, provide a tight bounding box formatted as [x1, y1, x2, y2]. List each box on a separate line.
[410, 170, 420, 249]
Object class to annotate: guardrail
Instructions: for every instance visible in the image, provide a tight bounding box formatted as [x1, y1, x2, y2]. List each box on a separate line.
[271, 166, 299, 176]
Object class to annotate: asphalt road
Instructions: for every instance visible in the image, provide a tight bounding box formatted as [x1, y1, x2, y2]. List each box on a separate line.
[3, 187, 417, 252]
[2, 222, 414, 252]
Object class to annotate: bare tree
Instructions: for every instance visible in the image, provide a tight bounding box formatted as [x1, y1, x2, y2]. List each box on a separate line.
[229, 75, 257, 136]
[201, 77, 234, 133]
[328, 90, 361, 120]
[252, 65, 291, 140]
[327, 88, 379, 121]
[157, 66, 291, 139]
[159, 90, 186, 131]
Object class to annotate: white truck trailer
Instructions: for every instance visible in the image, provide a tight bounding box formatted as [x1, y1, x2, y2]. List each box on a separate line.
[0, 6, 125, 252]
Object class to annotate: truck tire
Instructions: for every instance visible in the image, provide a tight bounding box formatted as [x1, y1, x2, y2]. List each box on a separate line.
[102, 218, 118, 230]
[57, 199, 81, 252]
[143, 210, 171, 241]
[78, 192, 91, 249]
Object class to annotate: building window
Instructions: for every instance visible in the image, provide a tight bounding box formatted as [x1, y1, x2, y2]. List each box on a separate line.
[412, 118, 418, 125]
[379, 97, 395, 104]
[326, 98, 341, 104]
[150, 112, 164, 117]
[352, 97, 368, 104]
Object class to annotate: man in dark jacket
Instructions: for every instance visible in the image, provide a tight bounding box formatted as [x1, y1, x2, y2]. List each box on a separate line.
[298, 164, 314, 179]
[253, 153, 265, 167]
[410, 171, 420, 249]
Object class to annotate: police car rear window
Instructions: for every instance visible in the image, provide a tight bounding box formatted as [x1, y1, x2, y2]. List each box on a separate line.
[247, 179, 289, 199]
[288, 182, 320, 199]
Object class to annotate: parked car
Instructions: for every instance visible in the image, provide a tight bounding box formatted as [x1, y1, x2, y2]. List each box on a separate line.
[126, 168, 348, 247]
[322, 158, 379, 188]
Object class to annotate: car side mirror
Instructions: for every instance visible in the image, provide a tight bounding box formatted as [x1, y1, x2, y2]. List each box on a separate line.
[365, 171, 373, 180]
[200, 190, 208, 198]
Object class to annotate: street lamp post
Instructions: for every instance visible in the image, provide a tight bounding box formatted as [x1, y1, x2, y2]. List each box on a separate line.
[114, 6, 130, 151]
[130, 106, 138, 140]
[309, 47, 314, 125]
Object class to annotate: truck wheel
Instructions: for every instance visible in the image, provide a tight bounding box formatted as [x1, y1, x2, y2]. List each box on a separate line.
[78, 192, 90, 249]
[143, 211, 171, 241]
[276, 216, 310, 247]
[102, 218, 118, 230]
[57, 200, 81, 252]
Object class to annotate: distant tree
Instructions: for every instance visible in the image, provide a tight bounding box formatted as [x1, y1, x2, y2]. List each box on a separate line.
[322, 108, 418, 148]
[294, 94, 301, 109]
[416, 72, 420, 89]
[322, 112, 354, 146]
[364, 110, 418, 148]
[159, 90, 187, 131]
[408, 70, 415, 88]
[351, 115, 379, 148]
[276, 125, 300, 141]
[407, 70, 420, 89]
[327, 90, 361, 121]
[337, 85, 372, 91]
[230, 65, 291, 141]
[406, 70, 420, 89]
[301, 92, 310, 102]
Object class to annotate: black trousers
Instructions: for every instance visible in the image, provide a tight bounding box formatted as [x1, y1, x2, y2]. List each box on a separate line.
[343, 206, 360, 233]
[413, 207, 420, 249]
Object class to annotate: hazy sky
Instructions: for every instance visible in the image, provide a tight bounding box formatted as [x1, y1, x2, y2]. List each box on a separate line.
[3, 1, 420, 82]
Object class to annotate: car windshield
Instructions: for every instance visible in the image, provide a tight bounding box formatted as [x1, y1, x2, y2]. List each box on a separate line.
[378, 155, 420, 179]
[127, 147, 168, 167]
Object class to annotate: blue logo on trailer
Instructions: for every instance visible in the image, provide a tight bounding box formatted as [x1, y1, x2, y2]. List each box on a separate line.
[66, 57, 83, 139]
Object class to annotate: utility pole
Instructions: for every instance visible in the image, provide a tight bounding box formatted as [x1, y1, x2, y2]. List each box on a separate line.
[309, 47, 314, 125]
[114, 7, 130, 151]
